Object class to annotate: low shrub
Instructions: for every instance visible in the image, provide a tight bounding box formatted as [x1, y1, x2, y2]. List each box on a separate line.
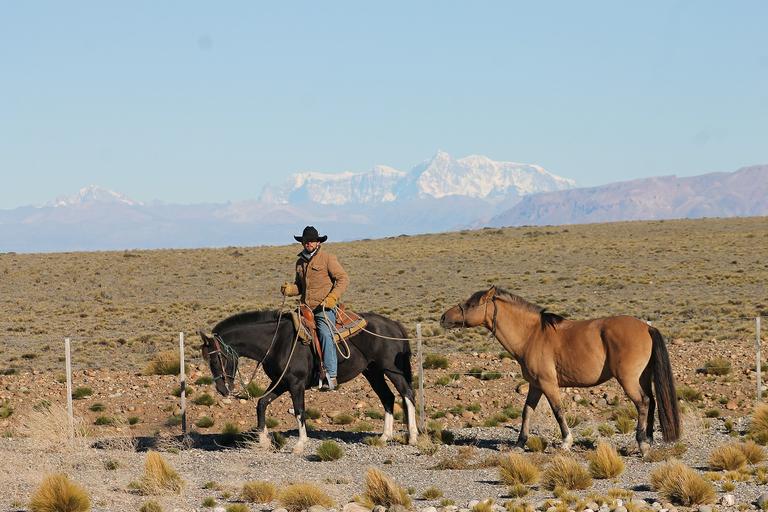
[245, 381, 264, 398]
[498, 453, 540, 486]
[71, 387, 93, 400]
[221, 422, 240, 444]
[278, 483, 334, 512]
[542, 456, 592, 490]
[709, 443, 747, 471]
[749, 403, 768, 445]
[194, 376, 213, 385]
[88, 403, 105, 412]
[193, 393, 216, 406]
[139, 501, 163, 512]
[737, 440, 766, 464]
[597, 423, 615, 436]
[423, 353, 449, 369]
[0, 400, 14, 418]
[703, 357, 732, 375]
[332, 413, 354, 425]
[676, 385, 702, 402]
[134, 451, 184, 494]
[201, 497, 216, 508]
[94, 415, 115, 426]
[195, 416, 214, 428]
[143, 350, 182, 376]
[305, 408, 321, 420]
[363, 435, 385, 447]
[316, 440, 344, 461]
[526, 436, 547, 452]
[422, 486, 444, 499]
[29, 473, 90, 512]
[242, 480, 277, 503]
[360, 467, 412, 509]
[615, 416, 634, 434]
[650, 460, 715, 506]
[587, 442, 625, 479]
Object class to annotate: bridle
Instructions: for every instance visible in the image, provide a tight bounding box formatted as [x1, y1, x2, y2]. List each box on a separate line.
[207, 333, 239, 394]
[456, 290, 499, 337]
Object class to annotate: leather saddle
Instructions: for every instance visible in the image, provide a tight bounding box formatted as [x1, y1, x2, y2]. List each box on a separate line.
[290, 303, 367, 349]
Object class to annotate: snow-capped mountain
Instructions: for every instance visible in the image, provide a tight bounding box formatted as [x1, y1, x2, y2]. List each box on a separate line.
[45, 185, 143, 208]
[260, 165, 405, 205]
[261, 151, 575, 205]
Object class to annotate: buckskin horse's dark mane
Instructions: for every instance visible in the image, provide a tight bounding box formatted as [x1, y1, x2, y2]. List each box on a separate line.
[213, 309, 281, 333]
[468, 286, 565, 330]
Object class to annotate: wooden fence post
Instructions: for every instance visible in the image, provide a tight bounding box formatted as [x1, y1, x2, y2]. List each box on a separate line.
[416, 323, 425, 433]
[64, 338, 74, 442]
[757, 317, 763, 403]
[179, 332, 187, 435]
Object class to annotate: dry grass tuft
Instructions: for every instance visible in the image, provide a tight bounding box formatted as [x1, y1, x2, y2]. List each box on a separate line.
[542, 456, 592, 490]
[737, 440, 766, 465]
[498, 453, 540, 486]
[472, 499, 495, 512]
[135, 451, 184, 494]
[242, 481, 277, 503]
[360, 467, 412, 509]
[650, 460, 716, 506]
[644, 442, 688, 462]
[139, 501, 162, 512]
[526, 436, 547, 453]
[29, 473, 90, 512]
[708, 443, 747, 471]
[21, 405, 89, 451]
[587, 442, 625, 479]
[143, 350, 181, 376]
[316, 440, 344, 461]
[277, 483, 334, 512]
[749, 403, 768, 445]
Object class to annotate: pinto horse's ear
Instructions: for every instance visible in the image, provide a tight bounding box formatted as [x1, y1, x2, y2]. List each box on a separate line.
[198, 329, 212, 346]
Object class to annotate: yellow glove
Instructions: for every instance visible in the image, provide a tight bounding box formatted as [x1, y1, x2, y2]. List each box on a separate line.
[281, 282, 299, 296]
[322, 294, 338, 309]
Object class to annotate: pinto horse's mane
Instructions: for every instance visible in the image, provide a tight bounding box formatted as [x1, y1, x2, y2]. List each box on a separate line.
[213, 309, 281, 333]
[469, 286, 565, 330]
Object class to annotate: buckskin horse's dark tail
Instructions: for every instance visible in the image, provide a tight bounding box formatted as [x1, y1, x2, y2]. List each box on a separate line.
[650, 326, 681, 442]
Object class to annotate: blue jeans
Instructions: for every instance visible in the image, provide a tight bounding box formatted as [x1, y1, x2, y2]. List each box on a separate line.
[314, 307, 337, 378]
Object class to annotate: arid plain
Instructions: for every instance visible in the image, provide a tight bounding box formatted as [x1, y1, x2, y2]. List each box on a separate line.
[1, 217, 767, 512]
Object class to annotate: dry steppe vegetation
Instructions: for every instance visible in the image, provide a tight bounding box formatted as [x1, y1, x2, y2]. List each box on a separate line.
[0, 217, 767, 511]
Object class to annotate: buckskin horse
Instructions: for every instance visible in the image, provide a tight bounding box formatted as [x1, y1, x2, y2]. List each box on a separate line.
[440, 286, 680, 456]
[199, 309, 418, 453]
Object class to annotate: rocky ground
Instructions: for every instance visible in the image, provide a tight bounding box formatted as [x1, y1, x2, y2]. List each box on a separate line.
[1, 342, 767, 512]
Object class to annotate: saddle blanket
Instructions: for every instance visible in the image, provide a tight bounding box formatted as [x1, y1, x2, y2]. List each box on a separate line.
[290, 304, 367, 345]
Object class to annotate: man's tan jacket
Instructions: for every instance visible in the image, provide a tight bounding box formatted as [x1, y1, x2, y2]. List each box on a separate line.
[293, 247, 349, 309]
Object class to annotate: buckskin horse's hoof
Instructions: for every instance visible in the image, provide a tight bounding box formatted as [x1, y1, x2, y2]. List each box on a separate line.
[292, 441, 306, 454]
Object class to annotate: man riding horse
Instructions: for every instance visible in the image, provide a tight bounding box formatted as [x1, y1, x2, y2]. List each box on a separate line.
[281, 226, 349, 391]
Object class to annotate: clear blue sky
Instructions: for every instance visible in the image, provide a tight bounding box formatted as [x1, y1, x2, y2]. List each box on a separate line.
[2, 1, 766, 209]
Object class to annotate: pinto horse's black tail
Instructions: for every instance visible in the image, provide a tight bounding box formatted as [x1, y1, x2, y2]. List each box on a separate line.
[650, 326, 681, 442]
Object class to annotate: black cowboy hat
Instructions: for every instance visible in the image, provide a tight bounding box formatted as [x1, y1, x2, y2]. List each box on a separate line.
[294, 225, 328, 243]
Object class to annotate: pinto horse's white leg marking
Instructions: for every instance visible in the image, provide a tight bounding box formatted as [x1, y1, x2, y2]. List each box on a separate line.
[258, 426, 270, 450]
[292, 415, 308, 454]
[380, 411, 394, 442]
[405, 398, 418, 445]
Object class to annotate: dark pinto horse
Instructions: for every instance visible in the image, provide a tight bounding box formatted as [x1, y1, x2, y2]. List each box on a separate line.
[440, 286, 680, 456]
[199, 310, 418, 453]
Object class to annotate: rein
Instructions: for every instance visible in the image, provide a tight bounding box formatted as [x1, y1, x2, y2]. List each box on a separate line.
[207, 300, 301, 402]
[208, 334, 240, 394]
